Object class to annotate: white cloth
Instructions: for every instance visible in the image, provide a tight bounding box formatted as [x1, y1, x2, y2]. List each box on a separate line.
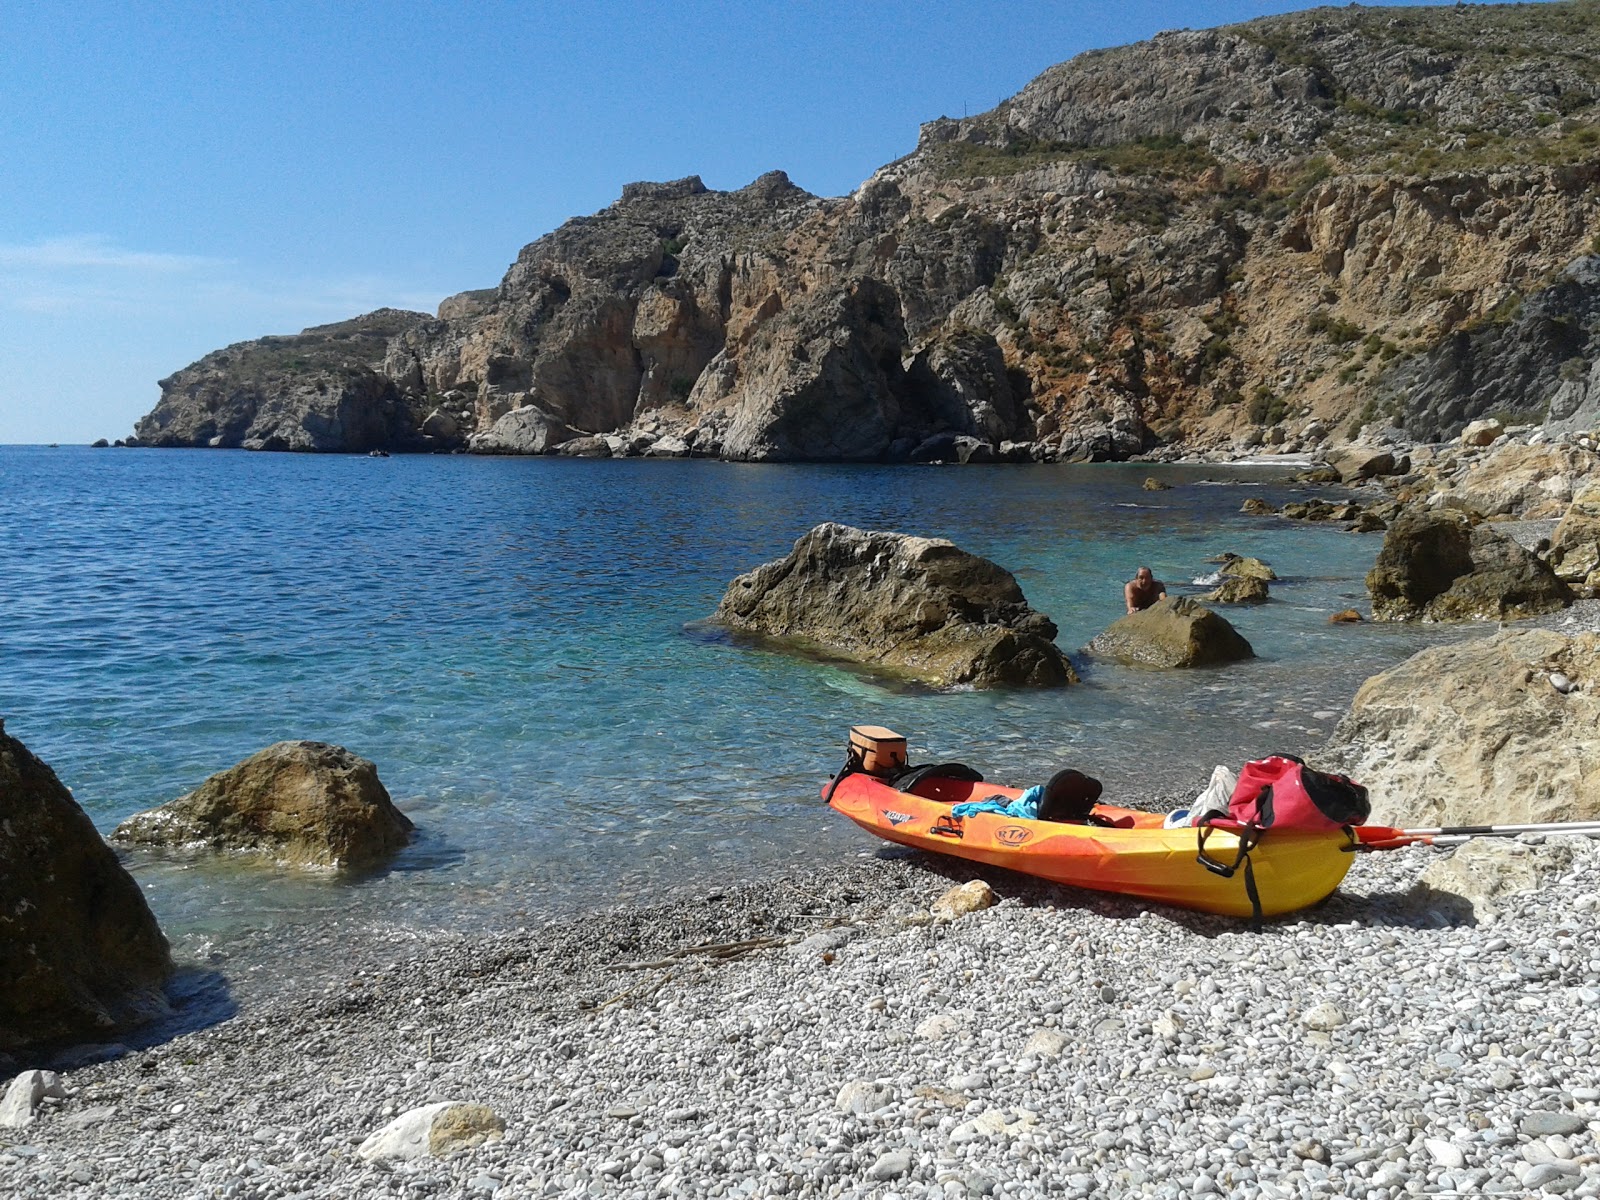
[1164, 765, 1237, 828]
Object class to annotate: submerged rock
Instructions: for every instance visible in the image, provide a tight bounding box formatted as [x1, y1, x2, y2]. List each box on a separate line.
[0, 723, 172, 1052]
[1366, 508, 1571, 621]
[113, 741, 413, 871]
[712, 523, 1075, 689]
[1322, 630, 1600, 827]
[1086, 597, 1254, 668]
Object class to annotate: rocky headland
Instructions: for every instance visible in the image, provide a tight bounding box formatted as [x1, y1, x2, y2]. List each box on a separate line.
[130, 3, 1600, 467]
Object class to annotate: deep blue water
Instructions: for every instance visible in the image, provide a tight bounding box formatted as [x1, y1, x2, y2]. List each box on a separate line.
[1, 446, 1455, 960]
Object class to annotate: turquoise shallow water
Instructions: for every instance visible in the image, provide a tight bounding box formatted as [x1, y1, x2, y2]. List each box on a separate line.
[2, 446, 1457, 958]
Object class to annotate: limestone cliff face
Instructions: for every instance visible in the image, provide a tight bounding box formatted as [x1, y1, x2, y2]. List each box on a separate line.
[134, 3, 1600, 458]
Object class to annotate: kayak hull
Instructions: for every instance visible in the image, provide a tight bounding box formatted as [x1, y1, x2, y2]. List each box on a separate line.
[825, 773, 1354, 918]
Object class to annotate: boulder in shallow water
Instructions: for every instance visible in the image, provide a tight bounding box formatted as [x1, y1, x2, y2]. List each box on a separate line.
[1086, 597, 1254, 668]
[1366, 508, 1572, 621]
[1239, 497, 1276, 515]
[1203, 575, 1269, 604]
[0, 723, 172, 1052]
[1321, 630, 1600, 828]
[713, 523, 1075, 689]
[1220, 554, 1277, 582]
[113, 741, 413, 871]
[1329, 608, 1363, 623]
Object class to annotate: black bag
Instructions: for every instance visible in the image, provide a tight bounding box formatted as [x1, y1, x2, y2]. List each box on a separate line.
[1035, 769, 1103, 822]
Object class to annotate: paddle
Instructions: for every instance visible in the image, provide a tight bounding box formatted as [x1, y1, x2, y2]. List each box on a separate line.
[1355, 820, 1600, 850]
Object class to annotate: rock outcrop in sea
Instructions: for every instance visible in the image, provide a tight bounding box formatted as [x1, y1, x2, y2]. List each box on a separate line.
[1365, 508, 1573, 621]
[1323, 629, 1599, 829]
[0, 723, 172, 1052]
[1086, 596, 1254, 668]
[713, 522, 1075, 689]
[112, 740, 413, 871]
[132, 6, 1600, 462]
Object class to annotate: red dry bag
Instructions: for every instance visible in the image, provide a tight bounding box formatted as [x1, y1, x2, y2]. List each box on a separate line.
[1225, 754, 1370, 831]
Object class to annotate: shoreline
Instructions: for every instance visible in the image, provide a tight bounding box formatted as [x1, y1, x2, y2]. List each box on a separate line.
[5, 835, 1597, 1199]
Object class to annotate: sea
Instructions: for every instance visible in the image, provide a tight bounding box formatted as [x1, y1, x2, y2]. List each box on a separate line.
[2, 446, 1464, 972]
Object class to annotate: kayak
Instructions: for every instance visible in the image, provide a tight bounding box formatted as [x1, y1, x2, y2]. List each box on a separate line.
[824, 770, 1356, 919]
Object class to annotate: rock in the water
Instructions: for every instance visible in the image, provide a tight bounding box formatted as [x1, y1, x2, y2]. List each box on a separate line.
[932, 880, 998, 920]
[712, 523, 1075, 689]
[0, 724, 172, 1052]
[1087, 597, 1254, 668]
[1322, 630, 1600, 827]
[1417, 837, 1580, 919]
[112, 741, 413, 871]
[1203, 575, 1269, 604]
[1142, 477, 1170, 491]
[1239, 497, 1276, 515]
[467, 404, 575, 455]
[1220, 554, 1277, 581]
[555, 434, 611, 458]
[1329, 608, 1364, 623]
[1366, 509, 1571, 621]
[0, 1071, 66, 1128]
[358, 1102, 505, 1161]
[1460, 417, 1504, 446]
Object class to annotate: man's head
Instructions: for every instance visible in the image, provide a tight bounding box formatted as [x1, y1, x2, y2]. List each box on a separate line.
[1135, 566, 1154, 584]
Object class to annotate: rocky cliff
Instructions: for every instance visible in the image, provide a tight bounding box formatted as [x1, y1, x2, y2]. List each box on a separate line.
[135, 3, 1600, 459]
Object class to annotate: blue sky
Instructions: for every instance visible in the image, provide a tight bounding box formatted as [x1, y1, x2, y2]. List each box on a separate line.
[2, 0, 1480, 443]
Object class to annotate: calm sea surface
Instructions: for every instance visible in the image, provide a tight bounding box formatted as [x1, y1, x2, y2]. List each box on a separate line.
[2, 447, 1458, 966]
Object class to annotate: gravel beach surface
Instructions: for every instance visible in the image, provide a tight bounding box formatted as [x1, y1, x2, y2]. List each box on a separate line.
[3, 827, 1597, 1200]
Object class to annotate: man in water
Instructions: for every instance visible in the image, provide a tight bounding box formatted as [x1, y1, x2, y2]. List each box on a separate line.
[1124, 566, 1167, 613]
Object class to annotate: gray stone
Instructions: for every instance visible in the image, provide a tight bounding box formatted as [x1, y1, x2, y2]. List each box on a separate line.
[0, 1071, 65, 1128]
[868, 1151, 912, 1181]
[1521, 1112, 1588, 1138]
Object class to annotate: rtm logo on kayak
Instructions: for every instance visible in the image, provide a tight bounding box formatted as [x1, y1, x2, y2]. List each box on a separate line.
[995, 825, 1033, 846]
[882, 810, 913, 826]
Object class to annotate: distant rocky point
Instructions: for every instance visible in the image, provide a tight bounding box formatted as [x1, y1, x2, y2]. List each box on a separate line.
[132, 4, 1600, 462]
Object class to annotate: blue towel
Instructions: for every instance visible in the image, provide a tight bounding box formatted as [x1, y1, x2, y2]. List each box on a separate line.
[951, 784, 1044, 820]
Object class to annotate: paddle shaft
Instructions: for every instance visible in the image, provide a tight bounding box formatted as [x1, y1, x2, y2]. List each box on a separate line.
[1357, 819, 1600, 850]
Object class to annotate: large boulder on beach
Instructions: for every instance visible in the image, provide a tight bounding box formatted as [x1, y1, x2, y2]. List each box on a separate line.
[1086, 597, 1254, 668]
[1426, 442, 1600, 520]
[1366, 508, 1572, 621]
[0, 723, 172, 1052]
[1550, 480, 1600, 586]
[1322, 630, 1600, 828]
[712, 523, 1075, 689]
[466, 404, 574, 455]
[358, 1101, 505, 1161]
[112, 741, 413, 871]
[1326, 444, 1401, 481]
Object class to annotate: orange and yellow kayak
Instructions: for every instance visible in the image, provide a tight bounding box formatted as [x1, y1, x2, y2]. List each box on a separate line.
[824, 771, 1355, 918]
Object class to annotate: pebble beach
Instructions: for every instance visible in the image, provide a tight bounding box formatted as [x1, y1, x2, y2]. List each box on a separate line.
[4, 826, 1597, 1200]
